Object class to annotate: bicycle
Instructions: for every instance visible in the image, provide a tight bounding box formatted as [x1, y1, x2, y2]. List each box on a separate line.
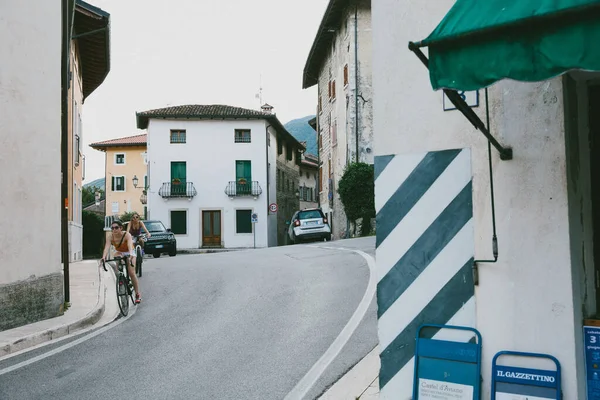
[101, 256, 137, 317]
[133, 234, 147, 277]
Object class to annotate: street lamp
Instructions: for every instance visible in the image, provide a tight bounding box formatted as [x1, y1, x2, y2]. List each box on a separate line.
[132, 175, 139, 188]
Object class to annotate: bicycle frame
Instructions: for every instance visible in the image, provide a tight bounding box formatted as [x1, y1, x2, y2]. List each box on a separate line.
[101, 256, 136, 316]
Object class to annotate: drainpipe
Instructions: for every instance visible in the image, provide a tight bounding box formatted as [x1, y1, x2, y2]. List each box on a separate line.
[265, 123, 272, 211]
[354, 3, 359, 163]
[61, 0, 75, 307]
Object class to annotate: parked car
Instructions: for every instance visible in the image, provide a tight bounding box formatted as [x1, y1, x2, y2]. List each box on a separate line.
[124, 219, 177, 258]
[287, 208, 331, 244]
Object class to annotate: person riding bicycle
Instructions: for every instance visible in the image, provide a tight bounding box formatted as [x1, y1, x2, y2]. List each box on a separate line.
[127, 212, 151, 253]
[101, 220, 141, 304]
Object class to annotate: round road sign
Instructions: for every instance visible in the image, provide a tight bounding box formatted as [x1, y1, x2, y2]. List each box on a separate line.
[269, 203, 278, 213]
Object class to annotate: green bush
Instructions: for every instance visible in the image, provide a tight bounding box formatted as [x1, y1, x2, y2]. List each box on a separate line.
[338, 162, 375, 236]
[119, 211, 137, 222]
[82, 210, 105, 258]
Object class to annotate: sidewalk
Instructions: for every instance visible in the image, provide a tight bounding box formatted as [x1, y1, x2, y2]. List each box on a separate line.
[0, 260, 111, 359]
[318, 345, 380, 400]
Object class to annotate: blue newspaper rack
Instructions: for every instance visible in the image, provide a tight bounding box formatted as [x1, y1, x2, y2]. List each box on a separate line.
[491, 351, 561, 400]
[412, 324, 482, 400]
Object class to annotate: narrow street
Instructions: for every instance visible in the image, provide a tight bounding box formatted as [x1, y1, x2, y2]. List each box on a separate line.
[0, 238, 377, 400]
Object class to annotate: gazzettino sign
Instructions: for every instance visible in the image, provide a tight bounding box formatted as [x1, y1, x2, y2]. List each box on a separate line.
[491, 351, 561, 400]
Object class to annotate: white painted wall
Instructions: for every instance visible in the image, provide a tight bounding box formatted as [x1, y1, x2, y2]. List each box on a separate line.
[147, 119, 271, 249]
[267, 126, 278, 247]
[374, 0, 581, 397]
[0, 1, 62, 284]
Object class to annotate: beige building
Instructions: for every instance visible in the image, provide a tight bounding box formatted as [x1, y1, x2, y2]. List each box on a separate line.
[90, 134, 148, 218]
[65, 1, 110, 262]
[299, 153, 319, 210]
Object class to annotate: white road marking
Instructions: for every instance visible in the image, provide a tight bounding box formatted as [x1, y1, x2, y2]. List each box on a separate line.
[0, 294, 137, 377]
[284, 246, 376, 400]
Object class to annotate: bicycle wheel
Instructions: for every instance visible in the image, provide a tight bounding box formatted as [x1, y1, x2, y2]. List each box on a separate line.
[136, 246, 143, 277]
[116, 273, 129, 316]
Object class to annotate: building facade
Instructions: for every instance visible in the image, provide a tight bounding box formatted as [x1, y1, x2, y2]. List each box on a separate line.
[299, 153, 319, 210]
[374, 0, 600, 398]
[90, 134, 148, 218]
[303, 0, 373, 239]
[136, 104, 304, 249]
[0, 1, 64, 331]
[68, 0, 111, 262]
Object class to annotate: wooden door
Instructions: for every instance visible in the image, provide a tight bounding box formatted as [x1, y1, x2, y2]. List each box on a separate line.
[202, 211, 221, 247]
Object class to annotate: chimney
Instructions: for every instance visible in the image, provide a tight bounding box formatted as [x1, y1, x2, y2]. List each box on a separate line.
[261, 103, 274, 114]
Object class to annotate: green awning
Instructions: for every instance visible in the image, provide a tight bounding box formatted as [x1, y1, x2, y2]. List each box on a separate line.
[413, 0, 600, 91]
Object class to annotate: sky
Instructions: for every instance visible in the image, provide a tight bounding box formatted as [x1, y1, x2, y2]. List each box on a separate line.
[83, 0, 327, 182]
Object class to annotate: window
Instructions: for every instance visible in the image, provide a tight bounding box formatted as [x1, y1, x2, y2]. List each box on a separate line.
[319, 132, 322, 149]
[318, 95, 322, 113]
[236, 209, 252, 234]
[115, 153, 125, 165]
[277, 138, 283, 155]
[234, 129, 251, 143]
[111, 176, 125, 192]
[331, 119, 337, 145]
[286, 144, 293, 161]
[111, 201, 119, 214]
[331, 80, 336, 100]
[170, 130, 186, 144]
[319, 167, 323, 192]
[170, 210, 187, 234]
[343, 64, 349, 86]
[141, 152, 148, 164]
[299, 186, 304, 200]
[75, 135, 81, 166]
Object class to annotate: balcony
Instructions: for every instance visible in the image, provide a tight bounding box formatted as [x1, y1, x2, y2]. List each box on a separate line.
[158, 182, 197, 200]
[225, 181, 262, 198]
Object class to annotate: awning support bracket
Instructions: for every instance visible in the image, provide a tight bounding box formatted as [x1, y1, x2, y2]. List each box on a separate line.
[408, 41, 513, 161]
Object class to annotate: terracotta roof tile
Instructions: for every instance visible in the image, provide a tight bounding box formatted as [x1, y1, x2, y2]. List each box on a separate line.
[90, 134, 147, 149]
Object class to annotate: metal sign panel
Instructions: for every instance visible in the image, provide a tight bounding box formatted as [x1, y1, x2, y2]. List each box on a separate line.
[584, 325, 600, 399]
[412, 324, 482, 400]
[491, 351, 561, 400]
[251, 213, 258, 223]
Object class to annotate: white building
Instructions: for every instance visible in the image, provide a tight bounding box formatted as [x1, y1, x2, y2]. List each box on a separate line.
[374, 0, 600, 398]
[299, 153, 319, 210]
[303, 0, 373, 239]
[0, 1, 63, 331]
[136, 104, 304, 249]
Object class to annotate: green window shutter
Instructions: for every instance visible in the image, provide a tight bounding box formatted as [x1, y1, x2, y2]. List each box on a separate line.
[111, 176, 115, 191]
[235, 160, 251, 181]
[170, 210, 187, 234]
[236, 209, 252, 234]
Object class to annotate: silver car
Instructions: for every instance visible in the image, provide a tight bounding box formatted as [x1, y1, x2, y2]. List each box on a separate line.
[287, 208, 332, 244]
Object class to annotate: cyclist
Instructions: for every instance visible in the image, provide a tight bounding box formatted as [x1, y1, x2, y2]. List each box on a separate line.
[101, 220, 141, 304]
[127, 212, 151, 254]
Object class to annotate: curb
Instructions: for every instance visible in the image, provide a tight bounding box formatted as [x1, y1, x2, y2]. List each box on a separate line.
[0, 265, 107, 358]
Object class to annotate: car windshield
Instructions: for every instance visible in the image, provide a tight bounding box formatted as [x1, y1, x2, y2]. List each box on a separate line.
[298, 210, 322, 220]
[144, 221, 166, 232]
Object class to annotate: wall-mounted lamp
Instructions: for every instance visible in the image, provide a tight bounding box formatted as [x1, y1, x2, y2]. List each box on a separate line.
[132, 175, 139, 188]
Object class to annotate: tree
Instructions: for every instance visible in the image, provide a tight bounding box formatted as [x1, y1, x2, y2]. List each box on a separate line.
[119, 211, 137, 222]
[337, 162, 375, 236]
[82, 185, 104, 207]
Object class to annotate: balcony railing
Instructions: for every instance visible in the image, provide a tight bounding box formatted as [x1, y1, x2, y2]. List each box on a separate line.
[158, 182, 197, 199]
[224, 181, 262, 197]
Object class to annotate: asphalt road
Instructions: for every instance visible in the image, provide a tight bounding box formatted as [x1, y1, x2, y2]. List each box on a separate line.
[0, 237, 377, 400]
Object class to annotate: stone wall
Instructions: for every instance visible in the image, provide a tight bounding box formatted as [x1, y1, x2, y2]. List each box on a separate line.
[0, 273, 64, 331]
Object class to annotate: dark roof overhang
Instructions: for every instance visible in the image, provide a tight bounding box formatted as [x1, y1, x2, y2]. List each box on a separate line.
[72, 0, 110, 102]
[302, 0, 348, 89]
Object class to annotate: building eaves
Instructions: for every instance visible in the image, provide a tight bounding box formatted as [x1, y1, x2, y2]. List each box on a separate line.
[302, 0, 348, 89]
[90, 133, 147, 151]
[73, 0, 110, 102]
[135, 104, 306, 151]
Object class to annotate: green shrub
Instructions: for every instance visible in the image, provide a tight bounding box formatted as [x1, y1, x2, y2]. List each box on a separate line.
[82, 210, 105, 258]
[338, 162, 375, 236]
